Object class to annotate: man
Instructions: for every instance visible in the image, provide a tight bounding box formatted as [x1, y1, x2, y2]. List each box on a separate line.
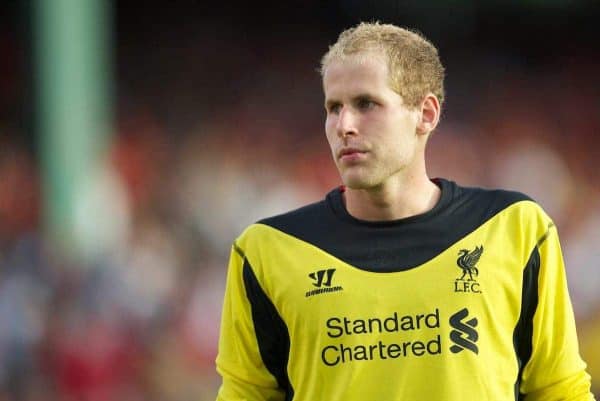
[215, 22, 594, 400]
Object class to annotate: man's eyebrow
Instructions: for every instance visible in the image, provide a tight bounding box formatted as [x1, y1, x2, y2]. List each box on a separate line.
[353, 93, 376, 100]
[325, 93, 377, 107]
[325, 98, 340, 108]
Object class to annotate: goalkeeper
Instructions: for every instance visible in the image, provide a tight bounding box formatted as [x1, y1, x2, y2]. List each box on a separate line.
[215, 22, 595, 400]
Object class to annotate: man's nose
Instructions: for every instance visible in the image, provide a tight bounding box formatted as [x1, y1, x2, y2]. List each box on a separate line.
[336, 107, 358, 138]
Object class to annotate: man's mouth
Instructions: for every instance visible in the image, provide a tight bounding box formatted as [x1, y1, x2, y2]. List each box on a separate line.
[339, 148, 368, 161]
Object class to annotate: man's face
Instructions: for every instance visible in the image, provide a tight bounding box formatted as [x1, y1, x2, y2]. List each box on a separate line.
[323, 53, 421, 190]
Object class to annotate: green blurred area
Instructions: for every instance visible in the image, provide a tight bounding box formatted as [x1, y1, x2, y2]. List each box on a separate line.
[34, 0, 113, 260]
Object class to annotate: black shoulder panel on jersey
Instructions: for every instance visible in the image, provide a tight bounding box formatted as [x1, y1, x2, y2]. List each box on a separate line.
[537, 222, 555, 248]
[258, 179, 532, 272]
[233, 241, 245, 259]
[512, 246, 540, 401]
[242, 259, 295, 401]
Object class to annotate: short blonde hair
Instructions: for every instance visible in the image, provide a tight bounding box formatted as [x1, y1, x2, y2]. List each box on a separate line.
[320, 22, 445, 109]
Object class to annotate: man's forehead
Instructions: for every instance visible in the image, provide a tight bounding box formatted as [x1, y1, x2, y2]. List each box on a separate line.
[323, 53, 391, 97]
[323, 51, 388, 75]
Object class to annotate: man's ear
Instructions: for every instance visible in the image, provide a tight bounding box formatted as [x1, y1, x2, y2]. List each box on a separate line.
[416, 94, 441, 135]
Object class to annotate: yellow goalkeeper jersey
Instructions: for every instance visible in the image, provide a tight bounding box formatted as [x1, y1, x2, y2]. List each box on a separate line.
[216, 178, 594, 401]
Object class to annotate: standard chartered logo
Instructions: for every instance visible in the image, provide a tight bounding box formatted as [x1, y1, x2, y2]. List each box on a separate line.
[321, 309, 442, 366]
[449, 308, 479, 354]
[319, 308, 480, 366]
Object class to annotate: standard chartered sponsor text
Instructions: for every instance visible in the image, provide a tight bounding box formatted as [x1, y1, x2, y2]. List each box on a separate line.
[321, 309, 442, 366]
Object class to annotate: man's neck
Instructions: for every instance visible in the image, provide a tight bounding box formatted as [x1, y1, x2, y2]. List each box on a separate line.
[343, 175, 441, 221]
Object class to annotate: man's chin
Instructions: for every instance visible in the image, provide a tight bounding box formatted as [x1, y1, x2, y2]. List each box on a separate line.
[341, 175, 376, 190]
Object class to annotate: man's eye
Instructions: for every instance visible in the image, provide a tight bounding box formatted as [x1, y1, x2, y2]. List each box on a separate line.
[357, 99, 375, 110]
[328, 104, 342, 114]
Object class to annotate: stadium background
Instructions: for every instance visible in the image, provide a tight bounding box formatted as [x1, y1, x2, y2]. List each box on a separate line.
[1, 1, 599, 399]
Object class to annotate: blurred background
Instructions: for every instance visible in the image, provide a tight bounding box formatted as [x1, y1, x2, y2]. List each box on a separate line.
[1, 1, 599, 400]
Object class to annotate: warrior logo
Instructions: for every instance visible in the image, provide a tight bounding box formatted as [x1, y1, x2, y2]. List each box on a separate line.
[449, 308, 479, 354]
[309, 268, 336, 287]
[306, 269, 343, 297]
[454, 245, 483, 293]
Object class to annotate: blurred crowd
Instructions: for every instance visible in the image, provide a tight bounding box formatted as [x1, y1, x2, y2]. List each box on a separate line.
[1, 5, 600, 400]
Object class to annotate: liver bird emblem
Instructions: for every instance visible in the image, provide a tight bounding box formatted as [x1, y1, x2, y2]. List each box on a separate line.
[457, 246, 483, 281]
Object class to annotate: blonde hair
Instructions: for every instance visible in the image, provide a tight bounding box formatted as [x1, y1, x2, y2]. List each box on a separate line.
[320, 22, 445, 109]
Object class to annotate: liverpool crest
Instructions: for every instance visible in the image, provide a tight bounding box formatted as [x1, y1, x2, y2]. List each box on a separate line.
[454, 245, 483, 293]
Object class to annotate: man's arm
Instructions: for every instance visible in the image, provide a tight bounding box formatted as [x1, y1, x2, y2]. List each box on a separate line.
[215, 242, 287, 401]
[519, 221, 595, 400]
